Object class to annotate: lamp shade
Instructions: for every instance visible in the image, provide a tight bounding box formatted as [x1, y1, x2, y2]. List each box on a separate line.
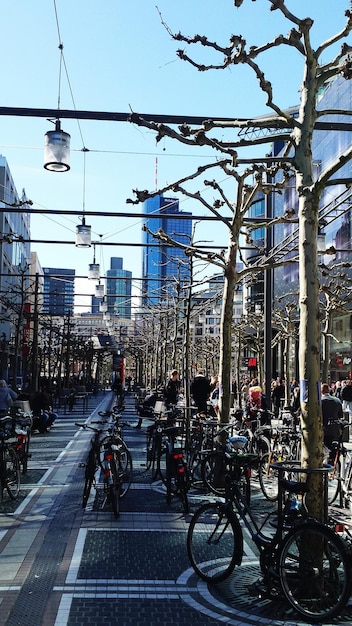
[88, 262, 100, 279]
[44, 121, 70, 172]
[100, 299, 108, 313]
[95, 283, 104, 298]
[76, 221, 91, 247]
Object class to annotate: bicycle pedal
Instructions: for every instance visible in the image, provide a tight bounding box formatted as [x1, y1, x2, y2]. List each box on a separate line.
[78, 462, 86, 468]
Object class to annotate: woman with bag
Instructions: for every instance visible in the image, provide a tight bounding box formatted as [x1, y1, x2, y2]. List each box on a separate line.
[0, 379, 18, 416]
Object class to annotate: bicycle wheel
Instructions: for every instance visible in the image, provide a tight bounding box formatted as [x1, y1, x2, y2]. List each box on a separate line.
[21, 429, 31, 475]
[100, 435, 132, 497]
[177, 472, 189, 514]
[82, 449, 96, 508]
[252, 434, 271, 458]
[258, 452, 279, 501]
[112, 441, 132, 498]
[5, 446, 20, 499]
[327, 459, 340, 505]
[109, 456, 121, 519]
[279, 521, 351, 621]
[187, 502, 242, 583]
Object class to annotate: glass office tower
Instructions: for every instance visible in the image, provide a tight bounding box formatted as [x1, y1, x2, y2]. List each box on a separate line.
[142, 195, 192, 304]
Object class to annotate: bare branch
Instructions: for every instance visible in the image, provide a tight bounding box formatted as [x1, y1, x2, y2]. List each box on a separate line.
[126, 159, 231, 205]
[316, 9, 352, 58]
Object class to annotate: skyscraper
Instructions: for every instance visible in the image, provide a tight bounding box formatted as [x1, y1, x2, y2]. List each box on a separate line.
[106, 257, 132, 319]
[42, 268, 75, 316]
[142, 195, 192, 304]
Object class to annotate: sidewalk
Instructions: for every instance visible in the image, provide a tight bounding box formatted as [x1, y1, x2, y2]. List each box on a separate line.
[1, 392, 352, 625]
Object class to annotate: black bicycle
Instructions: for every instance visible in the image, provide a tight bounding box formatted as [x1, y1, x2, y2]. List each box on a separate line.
[13, 412, 32, 475]
[0, 416, 20, 501]
[77, 421, 131, 518]
[187, 460, 352, 622]
[163, 424, 189, 514]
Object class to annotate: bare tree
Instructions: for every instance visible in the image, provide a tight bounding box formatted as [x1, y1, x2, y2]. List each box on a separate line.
[129, 2, 352, 518]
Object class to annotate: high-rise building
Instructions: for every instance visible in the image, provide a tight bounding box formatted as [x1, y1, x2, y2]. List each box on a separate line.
[106, 257, 132, 319]
[42, 268, 75, 316]
[142, 195, 192, 304]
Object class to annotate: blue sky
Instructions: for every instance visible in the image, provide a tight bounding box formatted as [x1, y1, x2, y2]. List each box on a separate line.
[0, 1, 350, 310]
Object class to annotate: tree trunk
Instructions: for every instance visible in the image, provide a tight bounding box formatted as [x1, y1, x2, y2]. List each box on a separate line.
[295, 58, 324, 520]
[219, 236, 238, 423]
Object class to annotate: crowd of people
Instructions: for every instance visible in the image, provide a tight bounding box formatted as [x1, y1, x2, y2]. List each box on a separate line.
[136, 369, 352, 450]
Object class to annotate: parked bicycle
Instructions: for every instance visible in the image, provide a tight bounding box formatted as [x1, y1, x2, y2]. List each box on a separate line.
[0, 416, 20, 502]
[258, 422, 302, 501]
[163, 424, 189, 514]
[325, 419, 351, 507]
[98, 408, 133, 482]
[187, 460, 352, 622]
[13, 411, 32, 475]
[77, 420, 131, 518]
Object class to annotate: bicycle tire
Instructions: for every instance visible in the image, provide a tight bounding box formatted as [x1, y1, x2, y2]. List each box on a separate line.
[327, 459, 341, 506]
[82, 449, 96, 508]
[177, 472, 189, 515]
[157, 449, 170, 487]
[112, 441, 132, 498]
[100, 435, 132, 493]
[279, 521, 351, 621]
[252, 434, 271, 458]
[5, 446, 20, 499]
[201, 452, 251, 503]
[22, 430, 30, 475]
[109, 456, 121, 519]
[187, 502, 242, 583]
[258, 452, 279, 501]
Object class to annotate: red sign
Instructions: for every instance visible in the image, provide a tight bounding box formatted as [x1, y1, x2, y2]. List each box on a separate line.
[248, 357, 257, 369]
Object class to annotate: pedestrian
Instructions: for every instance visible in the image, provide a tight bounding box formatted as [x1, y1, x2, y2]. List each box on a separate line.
[112, 373, 124, 409]
[30, 388, 57, 433]
[271, 378, 285, 418]
[341, 378, 352, 418]
[163, 370, 180, 407]
[321, 382, 343, 451]
[333, 380, 343, 400]
[135, 389, 158, 429]
[0, 380, 17, 416]
[190, 370, 211, 414]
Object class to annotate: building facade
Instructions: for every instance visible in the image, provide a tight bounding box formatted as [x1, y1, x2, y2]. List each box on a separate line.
[106, 257, 132, 319]
[42, 267, 75, 316]
[142, 195, 192, 305]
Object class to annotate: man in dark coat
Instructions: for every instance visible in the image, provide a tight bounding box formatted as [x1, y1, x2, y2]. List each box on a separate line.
[190, 370, 211, 414]
[164, 370, 180, 407]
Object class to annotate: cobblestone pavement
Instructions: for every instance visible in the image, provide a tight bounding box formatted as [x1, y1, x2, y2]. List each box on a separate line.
[1, 392, 352, 626]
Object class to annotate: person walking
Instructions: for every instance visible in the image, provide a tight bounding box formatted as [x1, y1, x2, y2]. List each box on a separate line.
[271, 378, 285, 418]
[321, 382, 344, 451]
[164, 370, 180, 408]
[341, 378, 352, 419]
[0, 380, 17, 416]
[190, 370, 211, 414]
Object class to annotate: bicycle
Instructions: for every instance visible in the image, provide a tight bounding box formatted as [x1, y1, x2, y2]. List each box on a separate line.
[0, 416, 20, 501]
[187, 460, 352, 622]
[77, 420, 131, 518]
[13, 411, 32, 475]
[200, 423, 252, 498]
[258, 422, 302, 501]
[97, 408, 133, 484]
[163, 424, 189, 514]
[325, 419, 351, 507]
